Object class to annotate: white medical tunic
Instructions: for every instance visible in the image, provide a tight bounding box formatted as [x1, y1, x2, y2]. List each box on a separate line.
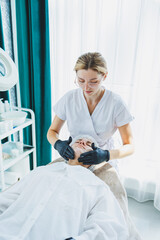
[0, 163, 129, 240]
[53, 88, 134, 168]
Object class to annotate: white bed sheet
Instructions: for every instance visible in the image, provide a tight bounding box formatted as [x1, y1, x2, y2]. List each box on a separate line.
[0, 162, 129, 240]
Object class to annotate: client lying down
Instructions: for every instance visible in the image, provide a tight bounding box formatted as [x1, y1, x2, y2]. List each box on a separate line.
[0, 136, 129, 240]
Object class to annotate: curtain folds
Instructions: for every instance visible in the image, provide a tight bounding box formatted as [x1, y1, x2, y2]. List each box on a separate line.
[0, 3, 8, 101]
[15, 0, 51, 166]
[0, 5, 4, 48]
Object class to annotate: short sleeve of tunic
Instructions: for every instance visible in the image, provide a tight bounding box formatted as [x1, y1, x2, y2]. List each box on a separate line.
[53, 93, 68, 121]
[114, 95, 134, 127]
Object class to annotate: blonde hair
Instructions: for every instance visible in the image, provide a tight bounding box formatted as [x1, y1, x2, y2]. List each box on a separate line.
[74, 52, 108, 76]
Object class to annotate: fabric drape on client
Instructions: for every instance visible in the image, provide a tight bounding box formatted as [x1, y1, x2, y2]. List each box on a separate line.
[15, 0, 52, 166]
[50, 157, 143, 240]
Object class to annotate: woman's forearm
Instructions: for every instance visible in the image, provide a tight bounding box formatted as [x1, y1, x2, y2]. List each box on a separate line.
[47, 116, 65, 147]
[47, 129, 59, 146]
[109, 143, 135, 160]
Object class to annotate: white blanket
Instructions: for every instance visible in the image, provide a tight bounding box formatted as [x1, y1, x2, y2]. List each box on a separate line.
[0, 162, 129, 240]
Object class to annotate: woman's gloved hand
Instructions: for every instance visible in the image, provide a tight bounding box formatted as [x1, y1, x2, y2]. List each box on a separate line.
[54, 136, 75, 160]
[65, 238, 75, 240]
[78, 143, 110, 165]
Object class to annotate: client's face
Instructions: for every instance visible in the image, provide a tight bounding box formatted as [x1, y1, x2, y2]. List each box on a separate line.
[68, 138, 93, 168]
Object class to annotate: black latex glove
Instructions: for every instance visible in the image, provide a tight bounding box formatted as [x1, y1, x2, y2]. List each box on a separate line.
[54, 136, 75, 160]
[65, 238, 75, 240]
[78, 143, 110, 165]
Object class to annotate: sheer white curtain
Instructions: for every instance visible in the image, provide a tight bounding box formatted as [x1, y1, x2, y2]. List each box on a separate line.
[49, 0, 160, 210]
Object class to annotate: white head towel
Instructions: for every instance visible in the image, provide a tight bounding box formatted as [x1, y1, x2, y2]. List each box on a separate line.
[70, 135, 98, 147]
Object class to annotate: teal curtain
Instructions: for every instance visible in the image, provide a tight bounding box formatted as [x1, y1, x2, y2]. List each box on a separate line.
[15, 0, 52, 166]
[0, 5, 4, 48]
[0, 4, 8, 101]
